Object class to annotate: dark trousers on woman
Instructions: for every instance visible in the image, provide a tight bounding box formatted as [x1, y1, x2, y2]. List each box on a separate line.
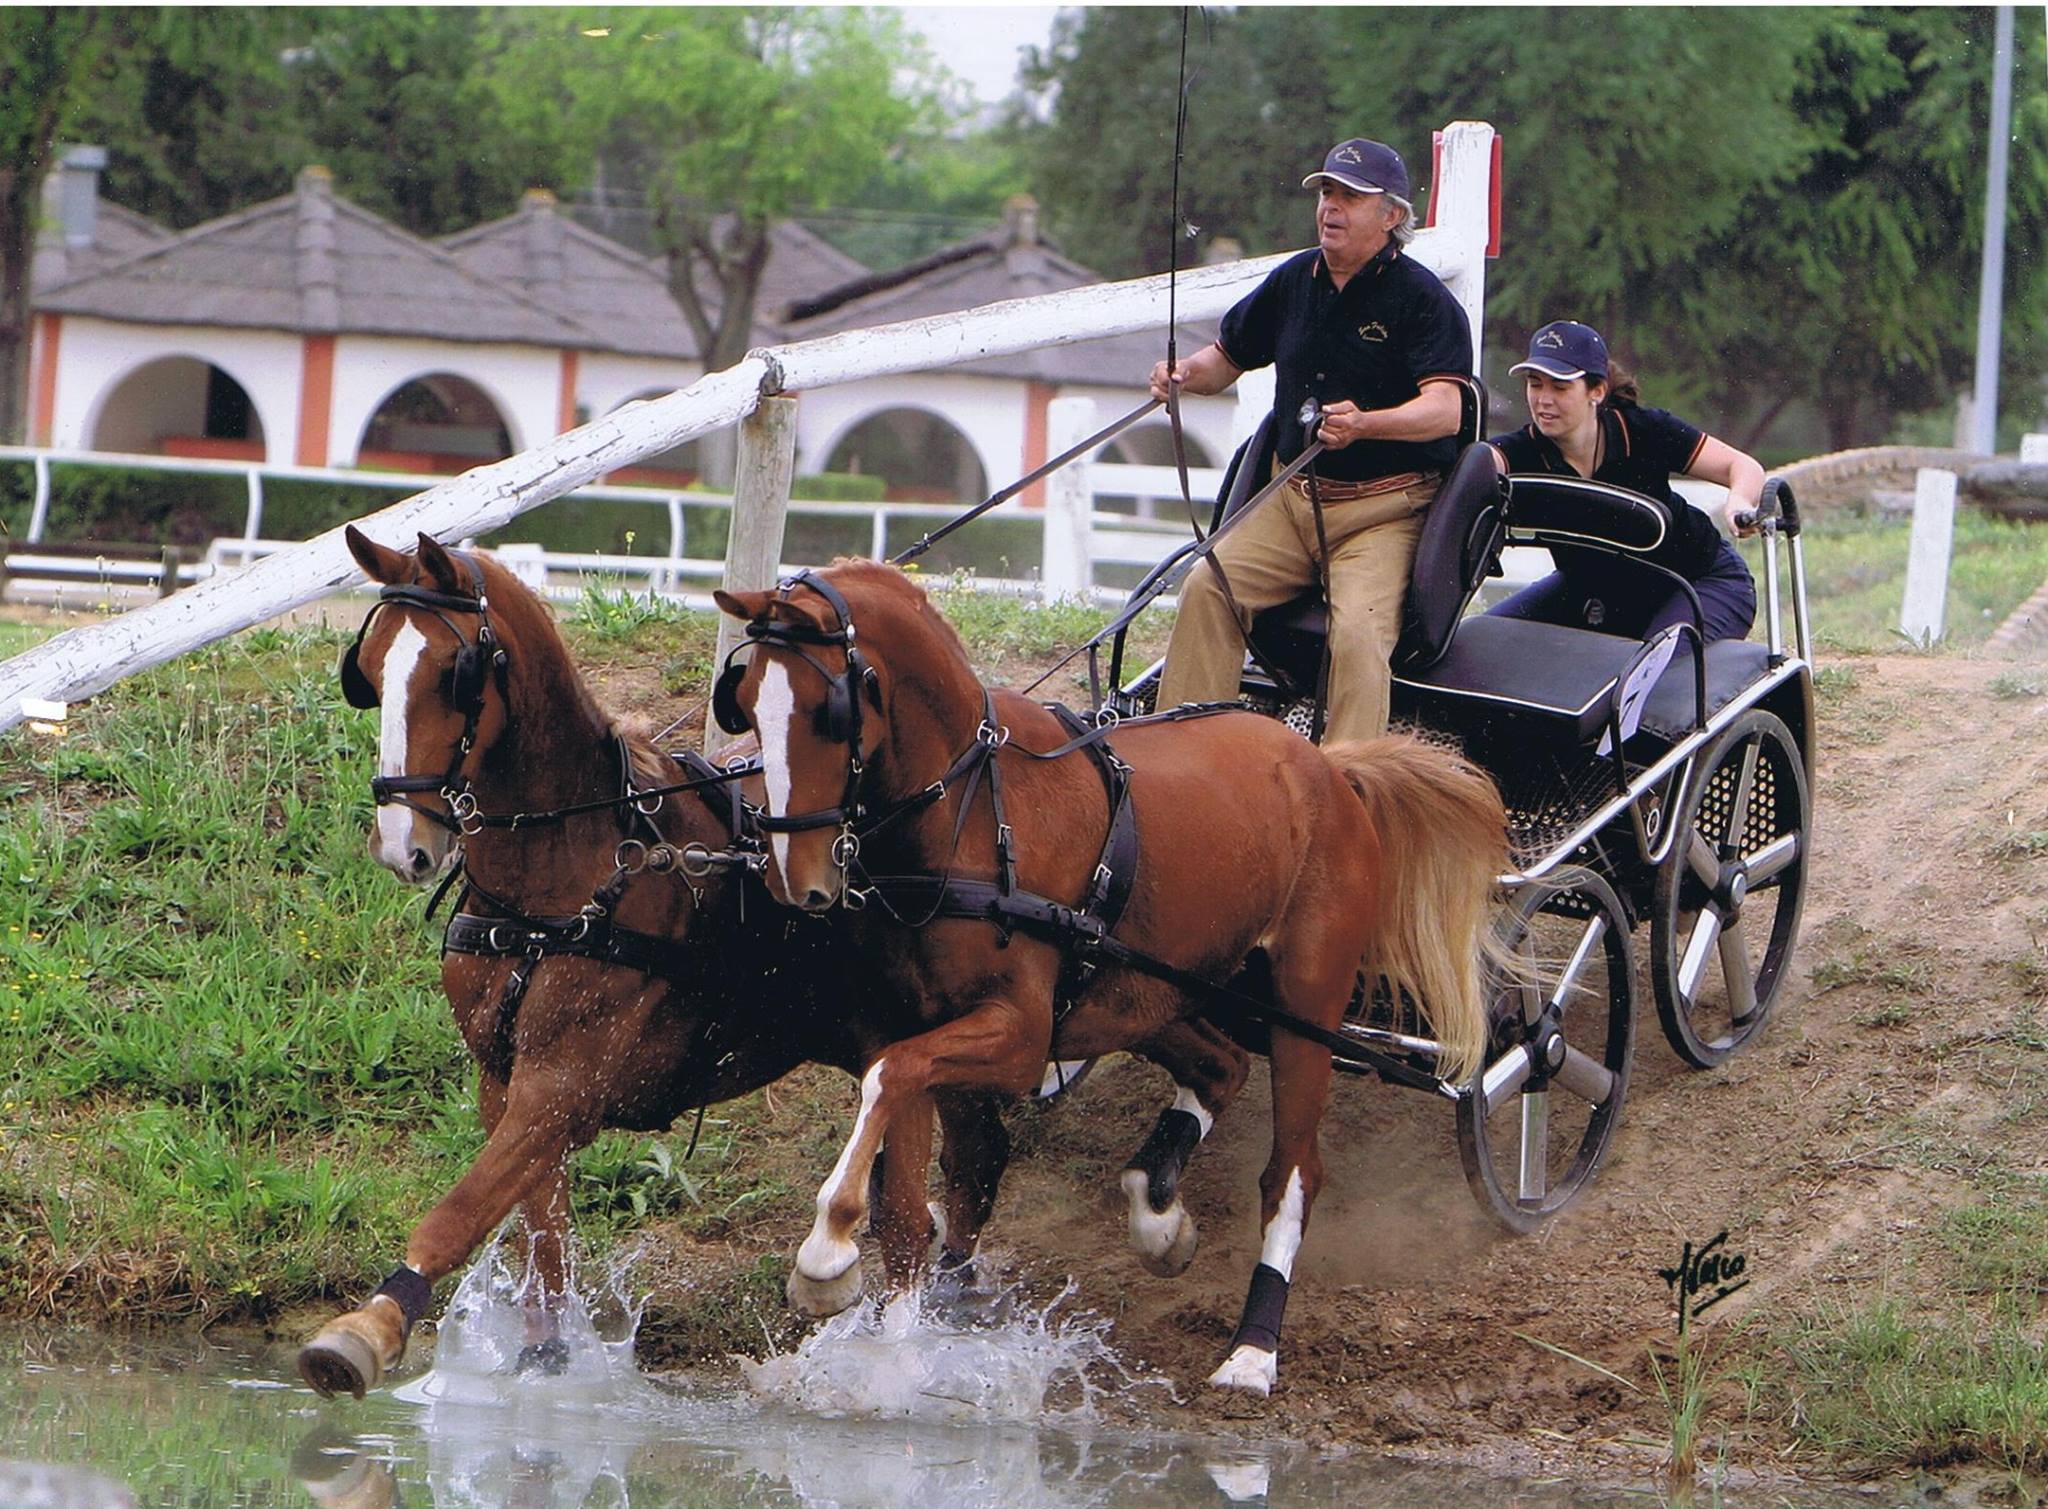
[1486, 537, 1757, 644]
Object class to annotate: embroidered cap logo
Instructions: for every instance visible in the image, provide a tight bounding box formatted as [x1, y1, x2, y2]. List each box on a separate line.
[1537, 328, 1566, 349]
[1335, 144, 1365, 165]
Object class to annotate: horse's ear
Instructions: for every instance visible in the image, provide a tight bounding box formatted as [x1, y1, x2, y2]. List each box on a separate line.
[345, 525, 412, 585]
[714, 588, 773, 622]
[415, 533, 464, 594]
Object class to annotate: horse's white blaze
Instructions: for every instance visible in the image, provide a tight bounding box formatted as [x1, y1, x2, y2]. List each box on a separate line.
[1173, 1085, 1215, 1139]
[1208, 1344, 1278, 1395]
[372, 623, 429, 870]
[1258, 1167, 1308, 1281]
[797, 1060, 884, 1280]
[753, 660, 798, 887]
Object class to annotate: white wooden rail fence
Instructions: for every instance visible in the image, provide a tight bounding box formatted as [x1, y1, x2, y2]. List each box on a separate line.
[0, 121, 1499, 736]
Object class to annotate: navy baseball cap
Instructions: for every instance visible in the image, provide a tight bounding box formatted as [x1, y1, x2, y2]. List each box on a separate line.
[1511, 321, 1610, 381]
[1302, 138, 1410, 200]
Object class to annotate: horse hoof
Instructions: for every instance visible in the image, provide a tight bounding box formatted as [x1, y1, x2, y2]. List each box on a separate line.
[1207, 1343, 1277, 1396]
[298, 1330, 380, 1401]
[516, 1337, 570, 1377]
[1123, 1174, 1200, 1278]
[788, 1257, 864, 1317]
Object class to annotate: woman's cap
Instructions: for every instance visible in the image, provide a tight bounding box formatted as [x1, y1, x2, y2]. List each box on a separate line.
[1302, 138, 1410, 200]
[1511, 321, 1609, 381]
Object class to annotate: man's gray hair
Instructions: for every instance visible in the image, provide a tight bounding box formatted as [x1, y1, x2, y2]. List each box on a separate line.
[1386, 194, 1417, 249]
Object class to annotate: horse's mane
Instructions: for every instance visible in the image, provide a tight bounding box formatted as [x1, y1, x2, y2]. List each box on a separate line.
[826, 557, 976, 672]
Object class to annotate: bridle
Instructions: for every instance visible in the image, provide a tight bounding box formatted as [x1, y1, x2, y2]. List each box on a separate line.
[715, 571, 1011, 907]
[340, 550, 508, 836]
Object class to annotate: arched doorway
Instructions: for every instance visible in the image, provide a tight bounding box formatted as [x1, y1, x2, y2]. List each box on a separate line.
[90, 357, 267, 461]
[821, 408, 986, 504]
[358, 374, 513, 475]
[1095, 423, 1217, 517]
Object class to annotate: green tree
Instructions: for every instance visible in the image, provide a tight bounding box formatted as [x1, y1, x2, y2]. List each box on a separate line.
[1721, 7, 2048, 450]
[67, 8, 300, 231]
[0, 7, 107, 444]
[281, 7, 569, 237]
[481, 7, 947, 381]
[1022, 7, 1343, 277]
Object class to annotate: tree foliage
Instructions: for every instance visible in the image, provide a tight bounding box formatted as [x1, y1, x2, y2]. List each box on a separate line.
[478, 7, 947, 377]
[1021, 6, 2048, 452]
[0, 7, 106, 443]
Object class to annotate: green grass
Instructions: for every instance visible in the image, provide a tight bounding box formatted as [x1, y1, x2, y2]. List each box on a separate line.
[1771, 1297, 2048, 1475]
[1759, 510, 2048, 653]
[0, 619, 53, 657]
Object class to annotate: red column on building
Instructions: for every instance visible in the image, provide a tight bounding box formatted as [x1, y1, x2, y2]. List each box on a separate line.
[296, 334, 337, 466]
[30, 313, 62, 446]
[557, 350, 581, 435]
[1021, 380, 1056, 508]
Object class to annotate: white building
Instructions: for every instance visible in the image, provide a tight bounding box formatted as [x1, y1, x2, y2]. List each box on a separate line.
[27, 151, 1235, 516]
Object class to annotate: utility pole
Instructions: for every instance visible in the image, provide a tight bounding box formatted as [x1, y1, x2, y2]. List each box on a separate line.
[1967, 5, 2015, 456]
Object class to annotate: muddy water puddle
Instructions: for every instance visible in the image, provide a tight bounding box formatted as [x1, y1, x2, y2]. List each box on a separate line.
[0, 1244, 1883, 1507]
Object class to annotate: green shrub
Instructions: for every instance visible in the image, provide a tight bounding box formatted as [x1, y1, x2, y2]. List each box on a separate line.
[790, 472, 887, 503]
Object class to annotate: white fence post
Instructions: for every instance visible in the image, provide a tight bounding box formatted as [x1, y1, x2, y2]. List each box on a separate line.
[706, 394, 798, 749]
[1431, 120, 1497, 373]
[1900, 467, 1958, 646]
[2021, 433, 2048, 463]
[1042, 396, 1097, 601]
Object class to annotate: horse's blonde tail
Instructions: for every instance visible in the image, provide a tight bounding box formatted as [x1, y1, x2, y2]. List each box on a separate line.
[1324, 734, 1510, 1088]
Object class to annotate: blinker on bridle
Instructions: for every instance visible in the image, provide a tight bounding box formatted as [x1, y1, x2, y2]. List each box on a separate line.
[713, 572, 890, 888]
[339, 549, 508, 835]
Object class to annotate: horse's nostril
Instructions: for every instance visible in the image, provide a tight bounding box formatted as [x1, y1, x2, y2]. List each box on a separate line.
[801, 888, 834, 912]
[410, 849, 432, 877]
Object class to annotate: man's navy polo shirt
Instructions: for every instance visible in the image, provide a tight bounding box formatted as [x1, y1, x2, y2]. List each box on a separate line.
[1217, 244, 1473, 483]
[1490, 404, 1722, 580]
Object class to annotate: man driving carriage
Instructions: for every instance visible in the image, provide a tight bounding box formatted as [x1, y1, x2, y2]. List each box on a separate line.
[1148, 136, 1473, 742]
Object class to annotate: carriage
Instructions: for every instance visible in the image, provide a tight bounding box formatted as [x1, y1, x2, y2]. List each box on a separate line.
[1100, 380, 1815, 1231]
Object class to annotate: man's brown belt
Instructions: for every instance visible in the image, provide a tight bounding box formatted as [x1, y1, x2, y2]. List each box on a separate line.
[1284, 470, 1439, 503]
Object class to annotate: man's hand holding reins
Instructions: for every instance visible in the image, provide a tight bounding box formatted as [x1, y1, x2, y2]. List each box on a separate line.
[1150, 343, 1243, 402]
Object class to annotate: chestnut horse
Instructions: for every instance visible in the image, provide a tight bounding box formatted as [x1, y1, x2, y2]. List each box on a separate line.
[297, 530, 918, 1400]
[716, 561, 1508, 1395]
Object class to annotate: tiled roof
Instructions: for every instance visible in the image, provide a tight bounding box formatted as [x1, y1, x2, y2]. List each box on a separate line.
[439, 192, 710, 359]
[782, 198, 1210, 387]
[36, 168, 600, 349]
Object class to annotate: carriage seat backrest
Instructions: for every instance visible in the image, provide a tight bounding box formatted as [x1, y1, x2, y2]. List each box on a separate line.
[1393, 440, 1509, 672]
[1503, 474, 1667, 556]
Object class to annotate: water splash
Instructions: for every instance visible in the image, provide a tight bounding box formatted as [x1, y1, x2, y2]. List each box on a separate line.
[741, 1272, 1159, 1425]
[392, 1226, 657, 1412]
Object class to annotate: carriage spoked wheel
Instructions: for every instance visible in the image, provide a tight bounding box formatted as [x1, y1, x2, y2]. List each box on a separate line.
[1457, 868, 1636, 1234]
[1651, 708, 1810, 1069]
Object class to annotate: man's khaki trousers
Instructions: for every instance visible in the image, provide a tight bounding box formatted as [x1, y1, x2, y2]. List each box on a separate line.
[1154, 476, 1436, 743]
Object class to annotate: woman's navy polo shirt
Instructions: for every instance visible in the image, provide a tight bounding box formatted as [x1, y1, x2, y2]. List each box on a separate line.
[1217, 245, 1473, 484]
[1490, 404, 1723, 580]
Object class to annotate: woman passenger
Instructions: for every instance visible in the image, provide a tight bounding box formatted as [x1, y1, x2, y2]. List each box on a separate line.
[1487, 320, 1762, 643]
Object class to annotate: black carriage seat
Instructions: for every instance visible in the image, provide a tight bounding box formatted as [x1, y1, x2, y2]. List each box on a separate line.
[1230, 375, 1499, 688]
[1389, 472, 1774, 753]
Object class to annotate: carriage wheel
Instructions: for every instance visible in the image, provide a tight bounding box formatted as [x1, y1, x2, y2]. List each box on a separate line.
[1651, 708, 1810, 1068]
[1457, 869, 1636, 1234]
